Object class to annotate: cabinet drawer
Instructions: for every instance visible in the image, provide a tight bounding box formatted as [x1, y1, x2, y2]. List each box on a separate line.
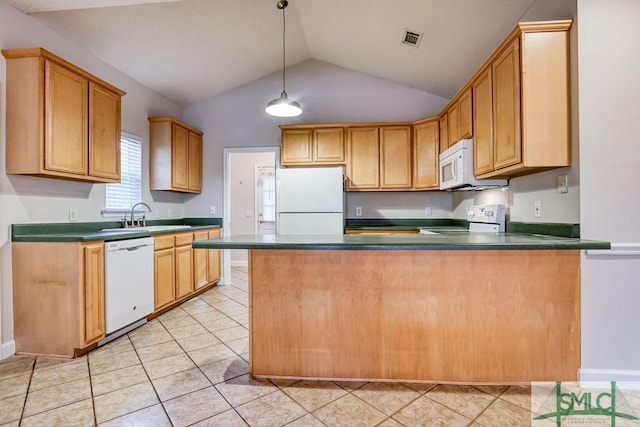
[154, 235, 174, 250]
[175, 232, 193, 246]
[193, 231, 208, 241]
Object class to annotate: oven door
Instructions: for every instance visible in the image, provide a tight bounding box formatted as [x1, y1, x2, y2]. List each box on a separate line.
[439, 151, 462, 190]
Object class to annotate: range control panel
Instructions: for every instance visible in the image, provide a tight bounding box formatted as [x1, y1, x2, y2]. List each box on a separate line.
[467, 204, 506, 232]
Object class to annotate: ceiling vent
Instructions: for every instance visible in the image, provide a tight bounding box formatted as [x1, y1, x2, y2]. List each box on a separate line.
[402, 29, 423, 48]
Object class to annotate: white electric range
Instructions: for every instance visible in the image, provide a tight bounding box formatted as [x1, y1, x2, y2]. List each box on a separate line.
[419, 204, 506, 234]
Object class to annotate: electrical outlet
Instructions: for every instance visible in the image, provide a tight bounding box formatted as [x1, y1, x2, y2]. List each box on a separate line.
[210, 206, 216, 215]
[69, 208, 77, 222]
[558, 174, 569, 193]
[534, 201, 542, 218]
[355, 206, 363, 217]
[168, 209, 173, 218]
[425, 207, 432, 216]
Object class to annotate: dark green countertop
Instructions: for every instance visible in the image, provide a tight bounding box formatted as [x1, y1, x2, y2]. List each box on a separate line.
[192, 233, 609, 251]
[11, 218, 222, 242]
[345, 219, 581, 238]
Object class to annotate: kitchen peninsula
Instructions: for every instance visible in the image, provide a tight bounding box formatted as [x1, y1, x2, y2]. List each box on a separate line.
[194, 232, 608, 384]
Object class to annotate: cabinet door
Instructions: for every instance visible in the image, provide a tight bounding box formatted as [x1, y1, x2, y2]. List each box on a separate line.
[447, 104, 459, 147]
[44, 60, 88, 176]
[172, 124, 190, 190]
[473, 69, 494, 175]
[154, 248, 175, 310]
[281, 129, 313, 165]
[413, 121, 439, 190]
[380, 126, 412, 189]
[347, 127, 379, 190]
[314, 128, 345, 164]
[439, 116, 449, 153]
[83, 242, 105, 346]
[208, 229, 221, 284]
[88, 82, 121, 181]
[193, 231, 208, 289]
[458, 89, 473, 140]
[175, 245, 194, 299]
[493, 39, 521, 170]
[188, 131, 202, 192]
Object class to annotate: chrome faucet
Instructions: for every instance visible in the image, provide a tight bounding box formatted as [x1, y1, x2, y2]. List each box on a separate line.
[128, 202, 152, 227]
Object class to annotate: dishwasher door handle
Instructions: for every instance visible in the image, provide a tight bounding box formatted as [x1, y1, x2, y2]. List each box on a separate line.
[125, 245, 150, 252]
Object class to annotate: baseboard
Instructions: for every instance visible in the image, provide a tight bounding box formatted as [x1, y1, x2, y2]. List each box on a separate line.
[1, 340, 16, 360]
[230, 260, 248, 267]
[579, 368, 640, 387]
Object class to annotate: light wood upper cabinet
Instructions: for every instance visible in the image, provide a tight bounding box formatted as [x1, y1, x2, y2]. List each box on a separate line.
[12, 241, 106, 357]
[413, 119, 440, 190]
[314, 128, 346, 164]
[2, 47, 125, 182]
[149, 117, 203, 193]
[439, 116, 449, 153]
[380, 126, 412, 189]
[441, 87, 473, 153]
[492, 39, 522, 170]
[458, 89, 473, 140]
[473, 69, 494, 175]
[446, 104, 459, 149]
[472, 21, 571, 178]
[89, 82, 121, 180]
[281, 126, 345, 166]
[346, 127, 379, 190]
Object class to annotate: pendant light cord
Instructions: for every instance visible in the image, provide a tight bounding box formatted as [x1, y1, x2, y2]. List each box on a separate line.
[281, 3, 286, 93]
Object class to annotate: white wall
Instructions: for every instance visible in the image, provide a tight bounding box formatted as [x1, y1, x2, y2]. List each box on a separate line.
[578, 0, 640, 381]
[0, 1, 184, 357]
[182, 59, 450, 219]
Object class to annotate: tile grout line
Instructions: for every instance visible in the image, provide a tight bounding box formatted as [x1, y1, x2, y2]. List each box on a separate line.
[16, 356, 36, 426]
[127, 333, 176, 427]
[86, 351, 99, 427]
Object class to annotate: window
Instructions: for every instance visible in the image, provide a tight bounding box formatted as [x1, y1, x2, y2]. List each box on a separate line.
[105, 134, 142, 210]
[257, 167, 276, 222]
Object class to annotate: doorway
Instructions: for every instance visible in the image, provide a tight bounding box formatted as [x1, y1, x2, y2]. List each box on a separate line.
[223, 147, 279, 283]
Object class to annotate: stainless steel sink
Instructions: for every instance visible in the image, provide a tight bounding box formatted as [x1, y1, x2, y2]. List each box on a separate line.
[101, 225, 192, 233]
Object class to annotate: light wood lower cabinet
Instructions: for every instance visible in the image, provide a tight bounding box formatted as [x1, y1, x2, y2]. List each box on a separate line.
[208, 229, 222, 284]
[175, 233, 194, 299]
[12, 241, 106, 357]
[153, 227, 222, 313]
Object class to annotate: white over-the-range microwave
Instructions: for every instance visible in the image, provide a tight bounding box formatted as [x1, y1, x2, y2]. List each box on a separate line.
[439, 139, 508, 190]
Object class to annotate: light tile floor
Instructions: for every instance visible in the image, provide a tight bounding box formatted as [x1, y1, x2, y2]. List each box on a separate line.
[0, 267, 536, 426]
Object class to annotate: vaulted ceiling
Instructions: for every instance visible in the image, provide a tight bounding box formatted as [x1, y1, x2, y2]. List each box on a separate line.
[5, 0, 574, 107]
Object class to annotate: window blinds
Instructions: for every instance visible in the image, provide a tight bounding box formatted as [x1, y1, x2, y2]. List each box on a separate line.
[105, 135, 142, 209]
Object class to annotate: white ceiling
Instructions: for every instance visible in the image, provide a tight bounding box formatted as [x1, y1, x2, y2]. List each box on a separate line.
[6, 0, 572, 107]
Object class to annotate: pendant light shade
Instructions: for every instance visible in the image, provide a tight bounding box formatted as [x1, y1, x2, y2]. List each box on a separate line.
[266, 90, 302, 117]
[266, 0, 302, 117]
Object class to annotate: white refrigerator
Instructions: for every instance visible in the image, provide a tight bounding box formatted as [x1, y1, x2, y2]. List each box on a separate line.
[276, 166, 344, 235]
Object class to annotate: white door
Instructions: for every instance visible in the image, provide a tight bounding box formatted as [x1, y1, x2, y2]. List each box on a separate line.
[255, 166, 276, 235]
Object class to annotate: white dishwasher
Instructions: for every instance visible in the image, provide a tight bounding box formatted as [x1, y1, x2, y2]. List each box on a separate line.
[104, 237, 154, 334]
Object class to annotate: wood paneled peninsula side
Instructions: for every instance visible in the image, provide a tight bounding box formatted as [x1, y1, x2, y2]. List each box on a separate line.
[193, 234, 608, 384]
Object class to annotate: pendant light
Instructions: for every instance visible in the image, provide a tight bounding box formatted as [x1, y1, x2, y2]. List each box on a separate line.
[266, 0, 302, 117]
